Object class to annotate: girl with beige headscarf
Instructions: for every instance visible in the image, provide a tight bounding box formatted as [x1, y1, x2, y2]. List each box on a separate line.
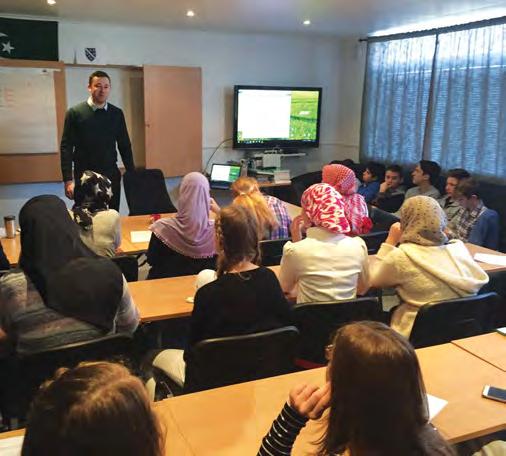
[370, 195, 488, 337]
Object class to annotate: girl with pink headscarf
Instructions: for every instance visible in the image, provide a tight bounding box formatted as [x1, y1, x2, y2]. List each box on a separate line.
[147, 172, 217, 279]
[279, 183, 370, 304]
[322, 164, 372, 235]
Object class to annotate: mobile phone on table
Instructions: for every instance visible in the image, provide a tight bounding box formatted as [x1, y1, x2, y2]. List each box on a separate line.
[496, 327, 506, 336]
[482, 385, 506, 403]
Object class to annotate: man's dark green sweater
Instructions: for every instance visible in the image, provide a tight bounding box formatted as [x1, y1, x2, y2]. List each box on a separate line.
[60, 101, 134, 182]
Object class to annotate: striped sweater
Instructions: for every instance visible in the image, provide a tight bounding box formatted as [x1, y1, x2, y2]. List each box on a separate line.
[258, 403, 308, 455]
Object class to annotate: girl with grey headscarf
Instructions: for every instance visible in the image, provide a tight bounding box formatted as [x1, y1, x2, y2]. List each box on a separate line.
[370, 195, 488, 337]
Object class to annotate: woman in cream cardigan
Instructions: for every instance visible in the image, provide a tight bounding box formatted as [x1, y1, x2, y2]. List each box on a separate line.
[371, 195, 489, 338]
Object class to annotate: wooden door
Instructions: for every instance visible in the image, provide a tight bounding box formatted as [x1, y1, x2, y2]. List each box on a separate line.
[143, 66, 202, 177]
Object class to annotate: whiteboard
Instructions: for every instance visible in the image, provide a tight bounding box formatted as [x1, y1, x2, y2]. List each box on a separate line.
[0, 67, 58, 154]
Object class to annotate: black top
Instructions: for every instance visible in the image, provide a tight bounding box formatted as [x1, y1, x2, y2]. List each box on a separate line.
[60, 101, 134, 182]
[0, 242, 9, 271]
[146, 234, 216, 279]
[185, 267, 292, 357]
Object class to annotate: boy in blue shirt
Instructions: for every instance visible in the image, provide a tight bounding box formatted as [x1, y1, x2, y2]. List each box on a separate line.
[357, 162, 385, 203]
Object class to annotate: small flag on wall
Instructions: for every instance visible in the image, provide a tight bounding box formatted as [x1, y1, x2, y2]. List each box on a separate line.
[0, 17, 58, 61]
[76, 45, 107, 64]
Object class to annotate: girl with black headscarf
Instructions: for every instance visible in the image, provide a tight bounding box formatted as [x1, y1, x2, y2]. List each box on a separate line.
[72, 170, 121, 257]
[0, 195, 138, 356]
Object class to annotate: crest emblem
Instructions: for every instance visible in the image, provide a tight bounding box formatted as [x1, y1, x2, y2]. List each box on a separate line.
[85, 47, 96, 62]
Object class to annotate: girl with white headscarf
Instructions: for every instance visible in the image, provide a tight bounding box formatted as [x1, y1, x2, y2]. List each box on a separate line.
[371, 195, 489, 337]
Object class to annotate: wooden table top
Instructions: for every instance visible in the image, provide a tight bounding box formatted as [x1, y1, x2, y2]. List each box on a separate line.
[2, 343, 506, 451]
[1, 201, 301, 266]
[152, 343, 506, 455]
[452, 332, 506, 372]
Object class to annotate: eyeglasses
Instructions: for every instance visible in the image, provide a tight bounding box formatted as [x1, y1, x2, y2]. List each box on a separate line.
[325, 344, 334, 362]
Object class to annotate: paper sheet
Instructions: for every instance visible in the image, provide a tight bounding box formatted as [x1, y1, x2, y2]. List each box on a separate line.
[130, 230, 152, 243]
[474, 253, 506, 267]
[427, 393, 447, 421]
[0, 435, 24, 455]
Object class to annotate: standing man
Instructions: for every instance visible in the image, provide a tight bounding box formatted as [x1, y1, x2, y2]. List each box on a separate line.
[60, 71, 135, 211]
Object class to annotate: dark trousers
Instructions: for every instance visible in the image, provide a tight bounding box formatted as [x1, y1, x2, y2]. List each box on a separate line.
[74, 167, 122, 211]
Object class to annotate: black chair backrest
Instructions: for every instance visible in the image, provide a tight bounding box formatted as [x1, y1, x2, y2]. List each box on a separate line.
[259, 238, 290, 266]
[359, 231, 389, 254]
[368, 205, 400, 232]
[288, 171, 322, 205]
[184, 326, 299, 393]
[409, 292, 500, 348]
[111, 255, 139, 282]
[123, 169, 177, 216]
[374, 193, 405, 213]
[8, 334, 134, 419]
[292, 297, 384, 365]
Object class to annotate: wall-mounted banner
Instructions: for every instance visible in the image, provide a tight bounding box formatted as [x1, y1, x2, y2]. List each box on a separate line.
[76, 45, 108, 65]
[0, 18, 58, 61]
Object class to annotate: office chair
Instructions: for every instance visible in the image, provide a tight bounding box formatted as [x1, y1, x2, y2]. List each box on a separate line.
[111, 255, 139, 282]
[292, 297, 384, 367]
[409, 292, 501, 348]
[123, 168, 177, 216]
[259, 238, 290, 266]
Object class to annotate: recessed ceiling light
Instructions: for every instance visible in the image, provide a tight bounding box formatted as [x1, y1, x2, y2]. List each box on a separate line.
[47, 0, 56, 4]
[303, 19, 311, 26]
[186, 10, 195, 17]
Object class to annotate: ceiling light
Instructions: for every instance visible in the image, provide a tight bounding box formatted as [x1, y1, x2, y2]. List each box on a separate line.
[186, 10, 195, 17]
[47, 0, 56, 4]
[303, 19, 311, 26]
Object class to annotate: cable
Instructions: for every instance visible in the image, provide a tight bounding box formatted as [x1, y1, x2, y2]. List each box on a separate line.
[203, 138, 233, 176]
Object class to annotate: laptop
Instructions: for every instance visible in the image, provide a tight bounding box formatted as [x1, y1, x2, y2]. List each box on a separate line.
[209, 163, 242, 189]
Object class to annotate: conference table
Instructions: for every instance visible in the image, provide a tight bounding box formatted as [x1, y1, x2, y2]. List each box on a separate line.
[132, 243, 506, 323]
[2, 341, 506, 453]
[452, 332, 506, 372]
[0, 202, 302, 266]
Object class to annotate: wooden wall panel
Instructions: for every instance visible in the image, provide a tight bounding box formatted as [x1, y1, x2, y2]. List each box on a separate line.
[143, 66, 202, 177]
[0, 60, 66, 184]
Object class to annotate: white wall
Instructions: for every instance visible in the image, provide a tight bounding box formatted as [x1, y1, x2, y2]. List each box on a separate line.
[0, 19, 365, 216]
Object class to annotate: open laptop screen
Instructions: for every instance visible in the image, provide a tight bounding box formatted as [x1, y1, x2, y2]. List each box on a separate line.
[210, 164, 241, 187]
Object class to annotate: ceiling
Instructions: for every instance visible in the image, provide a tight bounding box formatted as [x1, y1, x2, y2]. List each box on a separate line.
[2, 0, 506, 37]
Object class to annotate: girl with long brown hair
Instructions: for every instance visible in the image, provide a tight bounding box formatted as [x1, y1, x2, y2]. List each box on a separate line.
[259, 322, 455, 456]
[150, 204, 292, 388]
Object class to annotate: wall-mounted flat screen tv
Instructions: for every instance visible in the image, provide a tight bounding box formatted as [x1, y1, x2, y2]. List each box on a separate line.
[233, 85, 322, 150]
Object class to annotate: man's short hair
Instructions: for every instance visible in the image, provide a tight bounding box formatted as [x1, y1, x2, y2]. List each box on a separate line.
[366, 161, 385, 180]
[386, 164, 402, 176]
[89, 71, 111, 85]
[419, 160, 441, 185]
[454, 178, 481, 199]
[447, 168, 470, 181]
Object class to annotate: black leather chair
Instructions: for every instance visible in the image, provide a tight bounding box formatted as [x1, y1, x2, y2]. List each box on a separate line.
[150, 326, 299, 396]
[259, 238, 290, 266]
[3, 334, 134, 424]
[409, 292, 501, 348]
[288, 171, 322, 205]
[111, 255, 139, 282]
[123, 169, 177, 216]
[368, 205, 399, 232]
[359, 231, 389, 254]
[292, 297, 384, 366]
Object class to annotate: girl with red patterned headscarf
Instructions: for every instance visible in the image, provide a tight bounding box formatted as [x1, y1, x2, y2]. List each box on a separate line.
[322, 164, 372, 235]
[279, 183, 369, 304]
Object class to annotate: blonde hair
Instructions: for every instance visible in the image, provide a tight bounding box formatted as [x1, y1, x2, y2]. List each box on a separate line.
[231, 177, 278, 238]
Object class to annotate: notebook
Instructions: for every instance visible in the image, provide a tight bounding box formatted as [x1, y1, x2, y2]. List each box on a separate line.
[209, 164, 241, 189]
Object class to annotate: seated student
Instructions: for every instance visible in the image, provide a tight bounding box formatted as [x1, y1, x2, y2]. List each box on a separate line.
[450, 178, 500, 250]
[372, 164, 406, 213]
[438, 168, 471, 230]
[72, 170, 121, 257]
[0, 195, 139, 356]
[279, 183, 369, 304]
[405, 160, 441, 200]
[151, 205, 292, 387]
[259, 321, 455, 456]
[147, 172, 216, 279]
[357, 161, 385, 203]
[22, 361, 163, 456]
[322, 164, 371, 235]
[370, 196, 488, 338]
[231, 176, 291, 240]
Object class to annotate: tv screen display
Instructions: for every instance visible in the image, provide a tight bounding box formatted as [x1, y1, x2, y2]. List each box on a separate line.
[233, 85, 322, 150]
